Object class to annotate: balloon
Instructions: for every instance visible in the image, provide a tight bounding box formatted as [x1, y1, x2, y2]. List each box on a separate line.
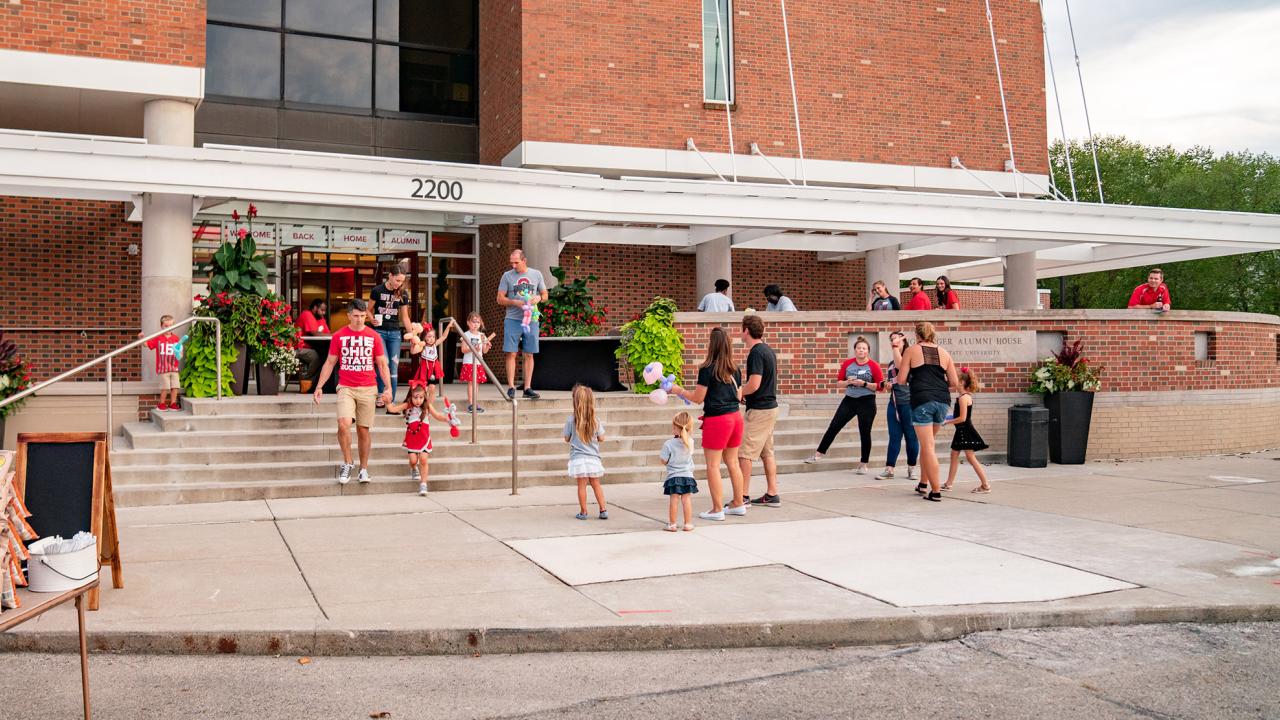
[648, 388, 668, 405]
[642, 361, 664, 385]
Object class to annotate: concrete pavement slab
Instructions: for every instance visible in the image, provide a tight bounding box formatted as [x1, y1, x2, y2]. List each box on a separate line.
[1001, 473, 1201, 495]
[423, 484, 607, 511]
[700, 517, 1135, 607]
[453, 504, 660, 541]
[974, 489, 1244, 526]
[786, 486, 934, 515]
[267, 493, 446, 519]
[612, 494, 842, 525]
[1138, 514, 1280, 554]
[576, 565, 897, 624]
[508, 530, 772, 586]
[1140, 486, 1280, 517]
[320, 585, 619, 630]
[275, 511, 491, 554]
[119, 519, 287, 563]
[117, 499, 274, 527]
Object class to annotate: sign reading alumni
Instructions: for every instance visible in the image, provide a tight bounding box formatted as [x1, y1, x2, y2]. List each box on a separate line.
[878, 331, 1037, 364]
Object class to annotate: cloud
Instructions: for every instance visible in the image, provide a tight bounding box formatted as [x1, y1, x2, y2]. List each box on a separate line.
[1043, 2, 1280, 155]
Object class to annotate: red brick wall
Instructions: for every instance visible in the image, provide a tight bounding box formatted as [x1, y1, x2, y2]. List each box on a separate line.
[506, 0, 1045, 173]
[676, 313, 1280, 395]
[1, 0, 206, 67]
[0, 197, 142, 382]
[479, 0, 524, 164]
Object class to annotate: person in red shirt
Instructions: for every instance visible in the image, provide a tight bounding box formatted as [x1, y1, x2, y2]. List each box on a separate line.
[312, 299, 393, 485]
[294, 298, 330, 393]
[905, 278, 933, 310]
[804, 336, 884, 474]
[935, 275, 961, 310]
[1127, 268, 1171, 313]
[141, 314, 182, 411]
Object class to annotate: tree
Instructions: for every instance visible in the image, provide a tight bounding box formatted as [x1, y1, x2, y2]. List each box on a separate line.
[1043, 137, 1280, 315]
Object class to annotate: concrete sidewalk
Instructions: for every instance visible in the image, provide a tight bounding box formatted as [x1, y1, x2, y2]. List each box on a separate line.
[4, 452, 1279, 655]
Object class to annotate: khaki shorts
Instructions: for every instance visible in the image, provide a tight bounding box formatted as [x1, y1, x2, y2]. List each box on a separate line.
[159, 372, 180, 391]
[337, 385, 377, 427]
[740, 407, 779, 460]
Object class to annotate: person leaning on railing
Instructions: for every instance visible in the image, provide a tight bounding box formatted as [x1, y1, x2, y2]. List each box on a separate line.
[294, 298, 330, 393]
[1127, 268, 1171, 313]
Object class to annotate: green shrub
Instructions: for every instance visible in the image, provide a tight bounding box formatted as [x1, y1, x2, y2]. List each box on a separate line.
[616, 297, 684, 394]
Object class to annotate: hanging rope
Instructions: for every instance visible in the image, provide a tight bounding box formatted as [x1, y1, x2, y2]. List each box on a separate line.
[1064, 0, 1104, 202]
[778, 0, 807, 186]
[982, 0, 1019, 198]
[1042, 14, 1078, 201]
[712, 0, 737, 181]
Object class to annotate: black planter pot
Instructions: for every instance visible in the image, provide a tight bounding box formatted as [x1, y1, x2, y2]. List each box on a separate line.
[229, 343, 250, 396]
[530, 336, 626, 392]
[255, 364, 280, 395]
[0, 416, 6, 450]
[1045, 391, 1095, 464]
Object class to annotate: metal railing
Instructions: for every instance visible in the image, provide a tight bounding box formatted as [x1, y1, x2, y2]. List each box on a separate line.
[0, 317, 223, 451]
[437, 316, 521, 495]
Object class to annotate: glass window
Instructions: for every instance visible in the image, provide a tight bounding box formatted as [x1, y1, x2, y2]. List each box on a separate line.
[376, 0, 476, 51]
[702, 0, 733, 103]
[376, 46, 475, 118]
[285, 35, 372, 108]
[207, 25, 282, 100]
[431, 232, 475, 255]
[208, 0, 281, 27]
[284, 0, 372, 38]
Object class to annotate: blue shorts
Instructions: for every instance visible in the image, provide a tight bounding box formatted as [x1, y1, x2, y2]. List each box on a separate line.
[911, 400, 950, 427]
[503, 317, 540, 354]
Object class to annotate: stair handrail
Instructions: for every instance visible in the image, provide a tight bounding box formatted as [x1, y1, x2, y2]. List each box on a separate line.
[436, 316, 520, 495]
[0, 316, 223, 451]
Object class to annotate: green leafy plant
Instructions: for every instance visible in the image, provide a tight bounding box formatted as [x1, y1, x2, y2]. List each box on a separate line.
[616, 297, 684, 393]
[179, 324, 237, 398]
[1029, 339, 1102, 394]
[542, 259, 607, 337]
[205, 204, 271, 297]
[0, 331, 34, 419]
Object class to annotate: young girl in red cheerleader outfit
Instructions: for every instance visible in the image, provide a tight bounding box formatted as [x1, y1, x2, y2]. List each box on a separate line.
[407, 322, 452, 393]
[458, 311, 495, 413]
[387, 383, 452, 496]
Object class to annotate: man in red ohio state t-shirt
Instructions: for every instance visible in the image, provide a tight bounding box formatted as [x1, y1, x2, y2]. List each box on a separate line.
[313, 299, 392, 485]
[1127, 268, 1172, 313]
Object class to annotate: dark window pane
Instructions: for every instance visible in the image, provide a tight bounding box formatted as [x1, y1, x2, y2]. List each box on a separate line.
[376, 0, 475, 51]
[376, 46, 475, 118]
[285, 0, 372, 38]
[207, 25, 281, 100]
[285, 36, 371, 108]
[431, 232, 475, 255]
[209, 0, 281, 27]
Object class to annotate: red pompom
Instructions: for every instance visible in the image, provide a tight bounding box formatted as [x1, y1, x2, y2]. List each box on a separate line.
[449, 426, 460, 438]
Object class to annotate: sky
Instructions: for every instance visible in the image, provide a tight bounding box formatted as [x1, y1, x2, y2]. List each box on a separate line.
[1040, 0, 1280, 156]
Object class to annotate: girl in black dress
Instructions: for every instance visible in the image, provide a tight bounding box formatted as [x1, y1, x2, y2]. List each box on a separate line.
[942, 367, 991, 493]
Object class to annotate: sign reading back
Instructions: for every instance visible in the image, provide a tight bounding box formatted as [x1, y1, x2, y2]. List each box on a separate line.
[281, 224, 327, 248]
[878, 331, 1037, 364]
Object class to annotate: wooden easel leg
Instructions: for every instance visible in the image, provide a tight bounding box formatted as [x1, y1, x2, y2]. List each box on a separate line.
[76, 594, 91, 720]
[103, 465, 123, 590]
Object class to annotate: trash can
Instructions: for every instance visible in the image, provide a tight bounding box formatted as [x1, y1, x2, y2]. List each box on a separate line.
[1007, 404, 1049, 468]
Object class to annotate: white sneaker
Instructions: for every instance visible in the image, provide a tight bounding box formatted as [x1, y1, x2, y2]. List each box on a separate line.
[803, 454, 823, 464]
[907, 466, 918, 480]
[877, 468, 896, 479]
[855, 464, 868, 475]
[697, 510, 726, 521]
[417, 482, 428, 496]
[724, 504, 747, 516]
[338, 463, 353, 485]
[357, 468, 371, 484]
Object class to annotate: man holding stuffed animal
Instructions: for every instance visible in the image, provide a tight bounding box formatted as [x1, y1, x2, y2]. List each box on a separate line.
[496, 249, 547, 399]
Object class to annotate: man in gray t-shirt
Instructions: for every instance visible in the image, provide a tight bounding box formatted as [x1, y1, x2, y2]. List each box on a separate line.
[495, 249, 548, 400]
[698, 278, 735, 312]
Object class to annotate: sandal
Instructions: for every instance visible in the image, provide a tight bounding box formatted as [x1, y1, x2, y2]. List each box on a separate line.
[924, 491, 943, 502]
[665, 524, 679, 532]
[971, 486, 991, 494]
[683, 524, 694, 532]
[914, 482, 928, 495]
[941, 484, 953, 491]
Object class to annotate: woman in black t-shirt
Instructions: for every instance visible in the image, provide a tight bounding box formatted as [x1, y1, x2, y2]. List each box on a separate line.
[671, 327, 746, 522]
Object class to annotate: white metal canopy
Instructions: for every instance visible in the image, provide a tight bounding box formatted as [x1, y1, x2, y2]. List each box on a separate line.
[2, 129, 1279, 282]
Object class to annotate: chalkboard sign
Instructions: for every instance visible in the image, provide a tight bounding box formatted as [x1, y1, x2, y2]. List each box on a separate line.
[14, 432, 123, 610]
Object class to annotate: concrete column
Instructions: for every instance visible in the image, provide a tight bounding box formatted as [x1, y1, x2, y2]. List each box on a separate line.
[865, 245, 900, 296]
[1002, 251, 1039, 309]
[695, 236, 732, 302]
[141, 99, 196, 381]
[521, 220, 562, 288]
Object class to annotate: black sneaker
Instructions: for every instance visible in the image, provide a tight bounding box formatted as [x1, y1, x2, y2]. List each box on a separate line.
[751, 493, 781, 506]
[523, 388, 541, 400]
[507, 387, 516, 400]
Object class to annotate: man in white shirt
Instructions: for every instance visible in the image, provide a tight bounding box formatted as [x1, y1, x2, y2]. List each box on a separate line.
[764, 284, 797, 312]
[697, 278, 735, 312]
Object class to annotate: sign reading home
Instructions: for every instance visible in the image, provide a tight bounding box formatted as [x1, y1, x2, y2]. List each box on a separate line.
[877, 331, 1036, 364]
[331, 227, 378, 251]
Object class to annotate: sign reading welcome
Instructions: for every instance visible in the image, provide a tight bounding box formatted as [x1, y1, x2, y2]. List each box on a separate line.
[877, 331, 1037, 364]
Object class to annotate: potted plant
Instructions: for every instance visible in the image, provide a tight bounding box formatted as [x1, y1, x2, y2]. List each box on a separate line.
[0, 332, 33, 448]
[531, 259, 624, 391]
[182, 293, 238, 398]
[252, 294, 301, 395]
[1029, 339, 1102, 464]
[616, 297, 684, 394]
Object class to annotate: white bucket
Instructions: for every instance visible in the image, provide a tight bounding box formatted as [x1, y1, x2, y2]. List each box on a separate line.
[27, 542, 99, 593]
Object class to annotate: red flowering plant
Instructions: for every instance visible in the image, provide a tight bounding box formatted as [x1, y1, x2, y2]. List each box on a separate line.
[0, 331, 34, 419]
[540, 257, 608, 337]
[255, 294, 301, 374]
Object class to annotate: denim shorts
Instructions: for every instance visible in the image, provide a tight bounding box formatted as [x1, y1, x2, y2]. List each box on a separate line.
[911, 400, 950, 427]
[502, 317, 540, 354]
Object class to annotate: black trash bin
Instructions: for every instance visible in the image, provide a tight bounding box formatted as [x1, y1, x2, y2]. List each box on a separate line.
[1007, 404, 1049, 468]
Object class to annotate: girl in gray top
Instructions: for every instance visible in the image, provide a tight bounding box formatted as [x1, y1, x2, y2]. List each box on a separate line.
[660, 412, 699, 531]
[565, 385, 608, 520]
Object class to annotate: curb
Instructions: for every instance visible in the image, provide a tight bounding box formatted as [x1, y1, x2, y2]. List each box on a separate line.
[4, 603, 1278, 656]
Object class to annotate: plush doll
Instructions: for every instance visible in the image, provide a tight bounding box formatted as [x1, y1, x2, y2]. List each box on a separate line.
[518, 289, 542, 332]
[172, 334, 190, 363]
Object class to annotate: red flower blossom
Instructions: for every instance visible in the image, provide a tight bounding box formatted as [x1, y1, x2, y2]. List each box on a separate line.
[237, 228, 248, 240]
[231, 209, 240, 222]
[248, 203, 258, 218]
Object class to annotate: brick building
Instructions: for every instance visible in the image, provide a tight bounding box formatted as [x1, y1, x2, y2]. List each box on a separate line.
[1, 0, 1277, 393]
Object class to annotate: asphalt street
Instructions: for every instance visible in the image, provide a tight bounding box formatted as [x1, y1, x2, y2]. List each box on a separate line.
[2, 622, 1277, 719]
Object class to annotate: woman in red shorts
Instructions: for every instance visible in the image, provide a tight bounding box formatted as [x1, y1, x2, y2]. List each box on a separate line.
[671, 327, 746, 522]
